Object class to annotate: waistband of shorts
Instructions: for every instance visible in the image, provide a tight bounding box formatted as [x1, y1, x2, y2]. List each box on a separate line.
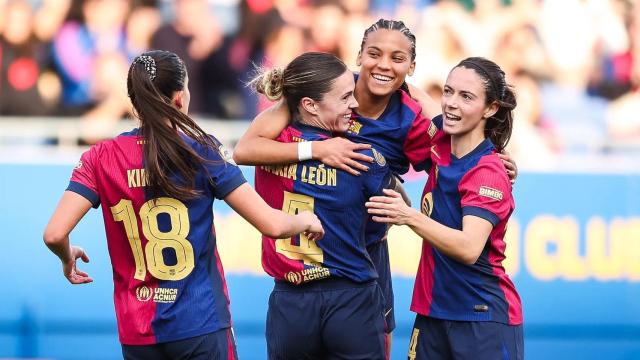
[274, 277, 375, 292]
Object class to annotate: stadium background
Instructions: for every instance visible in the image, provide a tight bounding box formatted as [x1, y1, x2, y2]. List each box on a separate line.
[2, 0, 640, 359]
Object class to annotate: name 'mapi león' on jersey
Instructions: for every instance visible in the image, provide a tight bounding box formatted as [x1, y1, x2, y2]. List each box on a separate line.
[256, 123, 392, 285]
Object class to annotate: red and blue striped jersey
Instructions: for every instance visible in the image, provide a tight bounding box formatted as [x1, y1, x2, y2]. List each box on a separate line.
[67, 128, 246, 345]
[411, 115, 523, 325]
[256, 123, 392, 285]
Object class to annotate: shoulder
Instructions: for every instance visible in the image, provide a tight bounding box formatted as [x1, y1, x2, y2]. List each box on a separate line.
[462, 153, 511, 191]
[397, 88, 423, 116]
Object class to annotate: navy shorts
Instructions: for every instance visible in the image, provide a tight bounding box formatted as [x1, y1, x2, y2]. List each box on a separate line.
[266, 277, 386, 360]
[368, 239, 395, 333]
[121, 327, 237, 360]
[408, 315, 524, 360]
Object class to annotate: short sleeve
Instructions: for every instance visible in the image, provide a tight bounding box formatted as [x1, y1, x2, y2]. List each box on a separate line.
[203, 143, 247, 199]
[403, 112, 433, 171]
[459, 157, 513, 227]
[67, 145, 100, 208]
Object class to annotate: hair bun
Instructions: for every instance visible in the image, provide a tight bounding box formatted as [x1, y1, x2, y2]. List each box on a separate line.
[256, 68, 284, 101]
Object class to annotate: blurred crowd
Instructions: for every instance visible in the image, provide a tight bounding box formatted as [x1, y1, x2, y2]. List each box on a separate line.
[1, 0, 639, 164]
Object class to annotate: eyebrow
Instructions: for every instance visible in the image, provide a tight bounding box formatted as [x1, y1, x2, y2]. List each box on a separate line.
[366, 46, 409, 55]
[444, 85, 478, 98]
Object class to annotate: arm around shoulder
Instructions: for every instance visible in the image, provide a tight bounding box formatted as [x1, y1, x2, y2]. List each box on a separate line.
[233, 100, 299, 165]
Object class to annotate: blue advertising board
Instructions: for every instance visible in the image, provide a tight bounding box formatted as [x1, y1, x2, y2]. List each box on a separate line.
[1, 163, 639, 359]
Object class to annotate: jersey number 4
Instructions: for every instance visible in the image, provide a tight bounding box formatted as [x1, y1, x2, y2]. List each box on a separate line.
[276, 191, 324, 265]
[111, 197, 194, 281]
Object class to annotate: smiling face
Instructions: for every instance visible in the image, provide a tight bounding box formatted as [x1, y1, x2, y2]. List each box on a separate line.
[314, 70, 359, 133]
[356, 29, 415, 98]
[441, 66, 497, 138]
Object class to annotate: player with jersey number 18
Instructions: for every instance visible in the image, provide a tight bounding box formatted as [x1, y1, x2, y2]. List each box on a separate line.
[42, 50, 323, 360]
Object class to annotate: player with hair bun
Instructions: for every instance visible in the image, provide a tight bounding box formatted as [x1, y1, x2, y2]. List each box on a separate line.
[251, 51, 393, 360]
[43, 49, 323, 360]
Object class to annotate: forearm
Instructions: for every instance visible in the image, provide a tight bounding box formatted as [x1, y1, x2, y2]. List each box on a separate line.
[406, 211, 479, 265]
[270, 211, 310, 238]
[43, 233, 73, 263]
[233, 136, 300, 165]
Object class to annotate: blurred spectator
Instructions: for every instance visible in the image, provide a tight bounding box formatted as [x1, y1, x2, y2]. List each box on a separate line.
[0, 0, 637, 160]
[508, 71, 560, 170]
[0, 0, 60, 115]
[151, 0, 226, 116]
[126, 1, 162, 54]
[52, 0, 132, 117]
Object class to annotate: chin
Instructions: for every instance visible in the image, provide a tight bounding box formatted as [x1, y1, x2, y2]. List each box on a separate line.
[368, 81, 396, 96]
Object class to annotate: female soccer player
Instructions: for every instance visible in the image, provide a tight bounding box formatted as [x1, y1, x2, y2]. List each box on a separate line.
[366, 57, 523, 359]
[251, 51, 392, 360]
[234, 19, 518, 358]
[43, 50, 323, 360]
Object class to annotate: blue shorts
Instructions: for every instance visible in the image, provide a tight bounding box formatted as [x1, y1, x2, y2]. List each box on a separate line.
[368, 239, 395, 333]
[408, 315, 524, 360]
[121, 327, 237, 360]
[266, 277, 386, 360]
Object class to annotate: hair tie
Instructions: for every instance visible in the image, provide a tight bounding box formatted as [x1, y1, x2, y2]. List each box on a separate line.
[135, 55, 157, 81]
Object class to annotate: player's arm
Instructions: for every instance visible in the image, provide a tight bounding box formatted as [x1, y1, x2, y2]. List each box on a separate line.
[43, 191, 94, 284]
[366, 189, 492, 265]
[223, 183, 324, 241]
[232, 100, 373, 175]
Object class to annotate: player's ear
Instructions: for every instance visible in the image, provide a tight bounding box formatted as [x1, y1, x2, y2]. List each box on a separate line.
[356, 51, 362, 67]
[172, 90, 184, 109]
[301, 97, 318, 115]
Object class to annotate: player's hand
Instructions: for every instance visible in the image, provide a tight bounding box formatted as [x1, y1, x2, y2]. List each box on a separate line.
[299, 211, 324, 242]
[498, 150, 518, 184]
[63, 246, 93, 285]
[366, 189, 417, 225]
[313, 137, 372, 176]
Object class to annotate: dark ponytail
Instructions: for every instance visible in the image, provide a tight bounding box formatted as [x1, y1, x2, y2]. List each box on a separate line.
[456, 57, 515, 152]
[127, 50, 218, 200]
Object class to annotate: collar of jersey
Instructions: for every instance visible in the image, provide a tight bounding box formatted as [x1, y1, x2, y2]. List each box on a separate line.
[292, 121, 333, 139]
[451, 138, 495, 161]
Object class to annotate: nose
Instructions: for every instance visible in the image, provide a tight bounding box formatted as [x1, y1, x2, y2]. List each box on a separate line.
[350, 96, 359, 109]
[377, 56, 391, 70]
[443, 94, 457, 110]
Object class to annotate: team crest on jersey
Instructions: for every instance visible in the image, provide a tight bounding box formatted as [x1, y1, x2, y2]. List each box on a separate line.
[74, 160, 83, 170]
[371, 148, 386, 166]
[219, 145, 236, 165]
[479, 186, 503, 201]
[348, 120, 363, 135]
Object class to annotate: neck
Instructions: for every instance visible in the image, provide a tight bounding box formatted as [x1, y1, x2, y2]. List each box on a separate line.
[451, 127, 486, 158]
[297, 113, 330, 132]
[354, 78, 392, 119]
